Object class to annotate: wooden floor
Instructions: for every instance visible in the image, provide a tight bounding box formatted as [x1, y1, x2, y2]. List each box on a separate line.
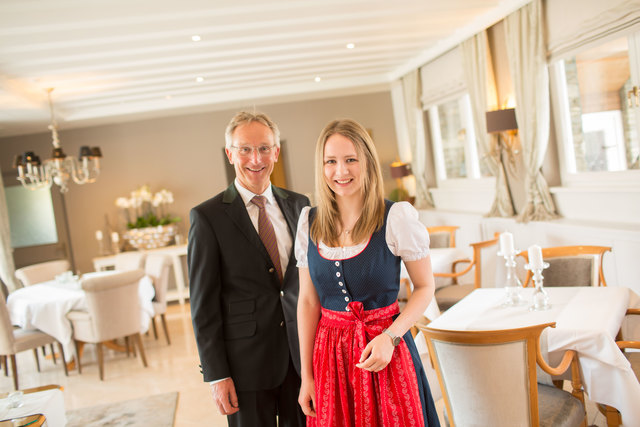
[0, 303, 607, 426]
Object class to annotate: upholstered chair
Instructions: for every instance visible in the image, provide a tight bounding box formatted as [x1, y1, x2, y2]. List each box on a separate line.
[426, 225, 460, 249]
[517, 245, 612, 287]
[432, 235, 500, 311]
[145, 254, 172, 345]
[419, 322, 587, 427]
[14, 260, 71, 287]
[114, 252, 147, 271]
[66, 269, 148, 380]
[0, 296, 68, 389]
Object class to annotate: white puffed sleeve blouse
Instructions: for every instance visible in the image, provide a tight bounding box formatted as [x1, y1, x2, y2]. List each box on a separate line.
[295, 201, 430, 267]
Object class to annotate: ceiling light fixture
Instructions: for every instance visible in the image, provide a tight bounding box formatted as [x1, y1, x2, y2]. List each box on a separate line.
[314, 76, 321, 82]
[196, 76, 204, 83]
[13, 88, 102, 193]
[192, 35, 201, 42]
[346, 43, 355, 49]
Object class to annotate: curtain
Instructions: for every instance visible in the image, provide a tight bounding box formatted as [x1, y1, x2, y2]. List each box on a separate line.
[461, 31, 515, 217]
[0, 171, 20, 292]
[391, 70, 434, 208]
[504, 0, 559, 222]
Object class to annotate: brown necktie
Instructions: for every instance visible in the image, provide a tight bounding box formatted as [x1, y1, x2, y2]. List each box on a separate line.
[251, 195, 283, 282]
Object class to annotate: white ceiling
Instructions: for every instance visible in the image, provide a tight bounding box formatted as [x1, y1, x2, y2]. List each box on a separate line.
[0, 0, 529, 138]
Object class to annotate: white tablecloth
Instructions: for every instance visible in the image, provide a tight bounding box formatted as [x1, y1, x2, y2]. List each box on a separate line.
[7, 271, 155, 361]
[0, 388, 66, 427]
[428, 286, 640, 427]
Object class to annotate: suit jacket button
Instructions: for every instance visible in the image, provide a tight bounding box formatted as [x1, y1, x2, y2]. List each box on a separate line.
[280, 291, 284, 297]
[269, 267, 275, 273]
[280, 321, 284, 327]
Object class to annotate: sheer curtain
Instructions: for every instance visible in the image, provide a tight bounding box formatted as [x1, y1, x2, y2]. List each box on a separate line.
[0, 172, 20, 292]
[391, 69, 434, 208]
[504, 0, 559, 222]
[461, 31, 515, 217]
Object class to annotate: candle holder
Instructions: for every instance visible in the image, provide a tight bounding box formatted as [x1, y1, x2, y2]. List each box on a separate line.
[498, 249, 524, 306]
[526, 261, 551, 311]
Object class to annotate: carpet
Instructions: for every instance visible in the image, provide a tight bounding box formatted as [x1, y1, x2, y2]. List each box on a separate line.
[65, 391, 178, 426]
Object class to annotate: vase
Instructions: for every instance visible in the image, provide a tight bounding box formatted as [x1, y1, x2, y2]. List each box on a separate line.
[123, 224, 177, 250]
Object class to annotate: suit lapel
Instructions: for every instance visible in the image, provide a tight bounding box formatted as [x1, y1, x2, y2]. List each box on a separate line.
[223, 183, 272, 265]
[272, 186, 296, 241]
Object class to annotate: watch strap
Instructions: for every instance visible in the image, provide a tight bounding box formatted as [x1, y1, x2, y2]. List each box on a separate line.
[383, 328, 402, 346]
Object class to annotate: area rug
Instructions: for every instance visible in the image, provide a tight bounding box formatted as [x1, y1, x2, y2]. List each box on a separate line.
[65, 391, 178, 426]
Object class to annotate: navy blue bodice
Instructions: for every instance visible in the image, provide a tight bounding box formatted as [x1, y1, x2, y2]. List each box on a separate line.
[307, 200, 401, 312]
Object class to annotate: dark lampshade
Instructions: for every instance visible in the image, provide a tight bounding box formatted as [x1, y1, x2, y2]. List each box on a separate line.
[79, 146, 92, 158]
[486, 108, 518, 133]
[390, 161, 411, 179]
[90, 146, 103, 157]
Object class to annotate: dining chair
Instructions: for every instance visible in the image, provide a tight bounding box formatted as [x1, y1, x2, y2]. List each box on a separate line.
[517, 245, 612, 287]
[419, 322, 587, 427]
[14, 259, 70, 287]
[145, 253, 172, 345]
[114, 251, 147, 271]
[432, 235, 500, 311]
[597, 308, 640, 427]
[410, 315, 444, 404]
[66, 269, 148, 380]
[0, 296, 68, 390]
[426, 225, 460, 249]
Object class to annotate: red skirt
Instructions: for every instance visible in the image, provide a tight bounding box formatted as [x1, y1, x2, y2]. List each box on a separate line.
[309, 301, 425, 427]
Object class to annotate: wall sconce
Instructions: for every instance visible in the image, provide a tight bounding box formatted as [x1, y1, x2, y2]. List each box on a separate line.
[389, 161, 413, 202]
[486, 108, 519, 162]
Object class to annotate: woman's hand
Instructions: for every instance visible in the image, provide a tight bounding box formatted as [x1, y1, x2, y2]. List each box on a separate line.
[355, 332, 395, 372]
[298, 377, 316, 417]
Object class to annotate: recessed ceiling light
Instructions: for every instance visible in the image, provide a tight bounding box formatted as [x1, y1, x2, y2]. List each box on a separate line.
[192, 35, 201, 42]
[196, 76, 204, 83]
[314, 76, 321, 82]
[346, 43, 355, 49]
[165, 95, 172, 100]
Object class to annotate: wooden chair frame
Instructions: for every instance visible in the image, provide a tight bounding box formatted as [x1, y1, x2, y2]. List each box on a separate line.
[517, 245, 612, 287]
[434, 234, 499, 288]
[426, 225, 460, 248]
[598, 308, 640, 427]
[419, 323, 587, 427]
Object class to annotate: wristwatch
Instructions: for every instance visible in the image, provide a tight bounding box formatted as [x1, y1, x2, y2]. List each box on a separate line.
[383, 328, 402, 346]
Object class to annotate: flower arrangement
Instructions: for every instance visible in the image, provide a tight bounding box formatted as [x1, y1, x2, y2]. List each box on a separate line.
[115, 185, 180, 229]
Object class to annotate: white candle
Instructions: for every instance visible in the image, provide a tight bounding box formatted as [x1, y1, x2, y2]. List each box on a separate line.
[95, 230, 103, 241]
[528, 245, 544, 269]
[111, 232, 119, 243]
[499, 231, 514, 255]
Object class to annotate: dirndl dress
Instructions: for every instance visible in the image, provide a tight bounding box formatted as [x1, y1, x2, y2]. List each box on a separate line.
[305, 201, 440, 427]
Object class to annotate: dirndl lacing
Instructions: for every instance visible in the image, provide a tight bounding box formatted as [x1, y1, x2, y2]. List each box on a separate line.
[310, 301, 425, 427]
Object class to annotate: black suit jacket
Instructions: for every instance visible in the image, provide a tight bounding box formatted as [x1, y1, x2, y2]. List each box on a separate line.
[188, 182, 309, 391]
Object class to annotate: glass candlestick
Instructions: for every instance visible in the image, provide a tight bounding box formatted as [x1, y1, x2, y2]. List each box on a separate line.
[498, 249, 524, 306]
[527, 261, 551, 311]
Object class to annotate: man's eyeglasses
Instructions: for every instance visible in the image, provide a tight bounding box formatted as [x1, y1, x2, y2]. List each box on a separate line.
[230, 145, 276, 157]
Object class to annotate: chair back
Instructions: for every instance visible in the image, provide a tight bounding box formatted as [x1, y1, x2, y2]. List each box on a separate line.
[114, 252, 147, 271]
[518, 245, 611, 287]
[421, 323, 554, 427]
[427, 226, 459, 248]
[145, 254, 172, 311]
[0, 296, 16, 354]
[80, 269, 145, 342]
[435, 236, 499, 288]
[15, 260, 70, 287]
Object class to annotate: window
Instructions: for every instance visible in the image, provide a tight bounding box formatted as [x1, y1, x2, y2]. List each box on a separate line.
[428, 94, 492, 183]
[551, 32, 640, 183]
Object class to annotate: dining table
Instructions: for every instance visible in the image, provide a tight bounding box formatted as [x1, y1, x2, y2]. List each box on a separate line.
[427, 286, 640, 427]
[0, 387, 66, 427]
[7, 270, 155, 362]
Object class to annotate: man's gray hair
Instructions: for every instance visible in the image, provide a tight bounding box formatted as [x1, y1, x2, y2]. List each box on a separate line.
[224, 111, 281, 149]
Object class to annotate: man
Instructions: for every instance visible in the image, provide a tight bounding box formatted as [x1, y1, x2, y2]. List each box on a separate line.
[188, 111, 309, 426]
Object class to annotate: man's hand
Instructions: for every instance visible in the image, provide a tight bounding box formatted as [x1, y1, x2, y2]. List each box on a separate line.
[210, 378, 239, 415]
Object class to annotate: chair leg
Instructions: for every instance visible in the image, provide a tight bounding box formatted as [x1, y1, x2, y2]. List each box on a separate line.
[74, 340, 83, 374]
[97, 342, 104, 381]
[33, 348, 41, 372]
[598, 403, 622, 427]
[160, 314, 171, 345]
[50, 344, 57, 364]
[132, 334, 148, 367]
[124, 336, 131, 357]
[151, 317, 158, 340]
[58, 342, 68, 376]
[10, 355, 18, 390]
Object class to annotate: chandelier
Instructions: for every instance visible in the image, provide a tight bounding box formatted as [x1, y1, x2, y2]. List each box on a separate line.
[13, 88, 102, 193]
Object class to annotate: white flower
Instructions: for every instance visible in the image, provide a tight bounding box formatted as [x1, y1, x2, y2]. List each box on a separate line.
[115, 197, 130, 209]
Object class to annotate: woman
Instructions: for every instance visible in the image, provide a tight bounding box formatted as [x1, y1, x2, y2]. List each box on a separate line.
[296, 118, 440, 426]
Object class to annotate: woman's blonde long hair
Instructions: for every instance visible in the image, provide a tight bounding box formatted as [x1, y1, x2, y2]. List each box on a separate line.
[310, 119, 385, 247]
